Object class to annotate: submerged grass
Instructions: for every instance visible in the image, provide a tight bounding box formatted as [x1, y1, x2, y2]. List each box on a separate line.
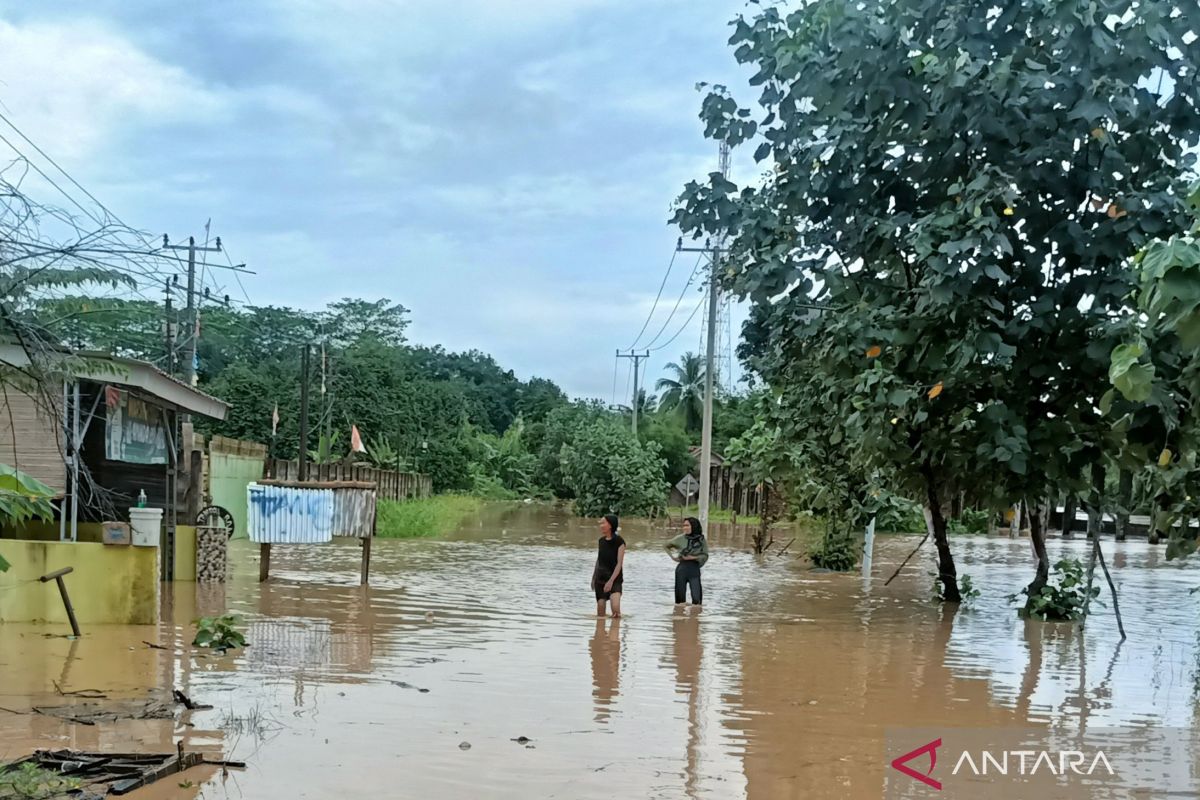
[376, 495, 485, 539]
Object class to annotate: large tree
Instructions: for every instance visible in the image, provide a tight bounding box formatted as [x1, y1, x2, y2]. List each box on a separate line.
[675, 0, 1200, 601]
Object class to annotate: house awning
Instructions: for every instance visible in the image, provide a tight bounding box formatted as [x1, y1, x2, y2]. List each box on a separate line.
[0, 343, 228, 420]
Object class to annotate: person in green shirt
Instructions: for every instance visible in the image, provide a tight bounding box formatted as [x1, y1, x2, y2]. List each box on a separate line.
[665, 516, 708, 606]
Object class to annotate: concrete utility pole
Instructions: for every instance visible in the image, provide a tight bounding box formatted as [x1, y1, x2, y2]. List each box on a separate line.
[299, 344, 311, 482]
[678, 140, 731, 530]
[163, 233, 223, 387]
[616, 350, 649, 436]
[163, 278, 176, 376]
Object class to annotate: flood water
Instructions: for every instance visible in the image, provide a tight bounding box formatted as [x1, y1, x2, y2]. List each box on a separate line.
[2, 504, 1199, 798]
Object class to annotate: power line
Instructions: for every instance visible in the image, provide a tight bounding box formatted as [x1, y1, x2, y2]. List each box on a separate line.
[644, 252, 705, 351]
[626, 244, 680, 351]
[649, 293, 706, 353]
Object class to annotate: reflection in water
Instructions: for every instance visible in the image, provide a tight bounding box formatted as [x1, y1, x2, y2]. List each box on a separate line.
[670, 609, 702, 799]
[1, 505, 1198, 799]
[590, 617, 621, 722]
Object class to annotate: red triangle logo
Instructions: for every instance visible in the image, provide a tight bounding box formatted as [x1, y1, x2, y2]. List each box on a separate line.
[891, 738, 942, 790]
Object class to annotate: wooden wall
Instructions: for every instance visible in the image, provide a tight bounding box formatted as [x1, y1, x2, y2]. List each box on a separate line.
[265, 459, 432, 501]
[0, 386, 67, 492]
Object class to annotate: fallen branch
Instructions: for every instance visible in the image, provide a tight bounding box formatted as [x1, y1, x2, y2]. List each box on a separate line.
[172, 690, 213, 711]
[0, 705, 30, 715]
[143, 641, 168, 650]
[53, 680, 107, 699]
[884, 531, 930, 586]
[32, 707, 96, 726]
[202, 758, 247, 769]
[775, 538, 796, 557]
[1095, 539, 1127, 641]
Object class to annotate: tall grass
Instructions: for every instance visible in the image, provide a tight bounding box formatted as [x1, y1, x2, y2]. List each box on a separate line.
[376, 495, 484, 539]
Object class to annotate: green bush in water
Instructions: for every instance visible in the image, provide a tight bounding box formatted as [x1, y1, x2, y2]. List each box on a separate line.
[1015, 558, 1099, 621]
[810, 528, 859, 571]
[375, 495, 484, 538]
[950, 508, 991, 534]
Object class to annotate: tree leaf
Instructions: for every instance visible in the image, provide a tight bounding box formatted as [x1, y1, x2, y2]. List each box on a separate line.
[866, 345, 882, 358]
[927, 382, 944, 399]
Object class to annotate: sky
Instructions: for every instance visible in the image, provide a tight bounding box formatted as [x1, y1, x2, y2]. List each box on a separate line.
[0, 0, 760, 400]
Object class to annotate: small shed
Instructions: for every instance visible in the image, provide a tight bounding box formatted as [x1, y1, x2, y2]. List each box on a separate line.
[0, 343, 228, 579]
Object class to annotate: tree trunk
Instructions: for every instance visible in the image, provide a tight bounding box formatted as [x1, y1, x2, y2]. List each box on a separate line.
[1149, 494, 1165, 545]
[1062, 494, 1077, 539]
[1116, 470, 1133, 542]
[1086, 462, 1105, 540]
[1024, 501, 1051, 616]
[921, 462, 960, 603]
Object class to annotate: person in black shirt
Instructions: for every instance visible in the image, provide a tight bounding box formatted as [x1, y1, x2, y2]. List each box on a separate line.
[591, 513, 626, 617]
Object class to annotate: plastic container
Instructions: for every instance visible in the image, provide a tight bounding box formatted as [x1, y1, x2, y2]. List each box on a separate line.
[129, 507, 164, 547]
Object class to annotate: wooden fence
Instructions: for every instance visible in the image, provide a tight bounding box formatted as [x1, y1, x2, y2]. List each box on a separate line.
[707, 465, 764, 517]
[264, 459, 432, 502]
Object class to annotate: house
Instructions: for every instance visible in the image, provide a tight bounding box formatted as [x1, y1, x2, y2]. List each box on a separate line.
[0, 343, 228, 623]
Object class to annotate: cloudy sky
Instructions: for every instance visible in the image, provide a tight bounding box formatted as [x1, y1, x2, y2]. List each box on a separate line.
[0, 0, 759, 399]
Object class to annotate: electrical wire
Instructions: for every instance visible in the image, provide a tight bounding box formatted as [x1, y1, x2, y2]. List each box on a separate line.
[649, 292, 706, 353]
[626, 248, 679, 351]
[643, 252, 705, 351]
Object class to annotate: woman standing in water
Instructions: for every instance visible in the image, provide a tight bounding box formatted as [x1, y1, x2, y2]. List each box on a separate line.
[666, 517, 708, 606]
[592, 514, 626, 617]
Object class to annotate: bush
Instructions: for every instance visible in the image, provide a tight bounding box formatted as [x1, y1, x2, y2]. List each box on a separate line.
[933, 572, 981, 604]
[950, 508, 991, 534]
[1015, 558, 1099, 621]
[193, 614, 247, 653]
[375, 496, 484, 538]
[810, 528, 859, 571]
[641, 415, 696, 488]
[560, 419, 668, 517]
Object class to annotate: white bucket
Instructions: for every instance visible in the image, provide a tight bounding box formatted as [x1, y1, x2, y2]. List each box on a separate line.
[129, 507, 164, 547]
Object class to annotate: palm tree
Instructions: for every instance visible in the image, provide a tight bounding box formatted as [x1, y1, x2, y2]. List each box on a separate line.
[656, 352, 707, 432]
[634, 388, 657, 419]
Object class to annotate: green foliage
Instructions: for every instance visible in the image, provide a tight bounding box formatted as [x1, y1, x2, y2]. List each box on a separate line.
[656, 352, 707, 432]
[0, 464, 57, 529]
[872, 493, 925, 534]
[532, 401, 609, 498]
[466, 416, 538, 498]
[560, 418, 668, 517]
[364, 436, 406, 471]
[641, 415, 695, 488]
[0, 464, 57, 570]
[375, 496, 484, 538]
[1015, 559, 1100, 621]
[1107, 184, 1200, 560]
[809, 528, 858, 571]
[934, 573, 981, 604]
[0, 762, 83, 799]
[950, 508, 991, 535]
[675, 0, 1200, 595]
[308, 431, 342, 465]
[193, 614, 247, 653]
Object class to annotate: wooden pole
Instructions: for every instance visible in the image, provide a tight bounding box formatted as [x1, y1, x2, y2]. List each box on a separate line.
[259, 543, 271, 582]
[39, 567, 81, 638]
[360, 537, 372, 586]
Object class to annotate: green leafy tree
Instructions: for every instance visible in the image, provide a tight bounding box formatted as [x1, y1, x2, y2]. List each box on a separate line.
[1108, 184, 1200, 556]
[641, 414, 695, 488]
[675, 0, 1200, 602]
[560, 418, 668, 516]
[656, 352, 707, 432]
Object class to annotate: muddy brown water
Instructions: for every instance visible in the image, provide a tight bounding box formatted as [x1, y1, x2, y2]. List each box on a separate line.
[1, 505, 1198, 799]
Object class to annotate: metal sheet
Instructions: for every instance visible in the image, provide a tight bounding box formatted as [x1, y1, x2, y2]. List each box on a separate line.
[332, 488, 376, 538]
[247, 483, 334, 544]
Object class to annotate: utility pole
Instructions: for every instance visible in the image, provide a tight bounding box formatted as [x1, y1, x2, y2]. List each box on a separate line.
[616, 350, 649, 436]
[298, 344, 311, 482]
[163, 233, 223, 387]
[163, 279, 176, 376]
[678, 140, 730, 529]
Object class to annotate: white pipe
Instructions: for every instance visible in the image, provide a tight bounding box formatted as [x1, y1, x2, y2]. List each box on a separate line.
[862, 516, 876, 577]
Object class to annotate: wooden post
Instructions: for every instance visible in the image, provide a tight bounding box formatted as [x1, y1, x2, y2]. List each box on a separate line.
[360, 536, 372, 586]
[259, 543, 272, 582]
[39, 567, 81, 638]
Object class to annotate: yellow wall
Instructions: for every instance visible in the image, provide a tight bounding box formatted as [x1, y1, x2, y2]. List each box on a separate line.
[0, 521, 105, 543]
[175, 525, 197, 582]
[0, 540, 159, 625]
